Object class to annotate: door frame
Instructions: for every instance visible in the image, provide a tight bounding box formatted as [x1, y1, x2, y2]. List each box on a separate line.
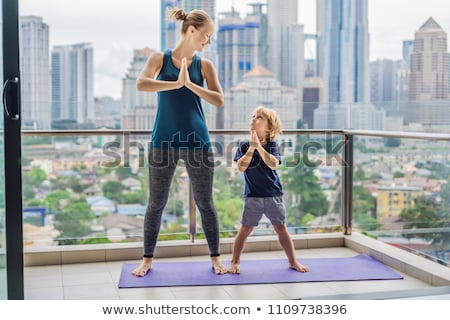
[2, 0, 24, 300]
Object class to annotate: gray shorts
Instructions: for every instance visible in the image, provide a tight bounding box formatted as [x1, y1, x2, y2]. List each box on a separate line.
[241, 196, 286, 227]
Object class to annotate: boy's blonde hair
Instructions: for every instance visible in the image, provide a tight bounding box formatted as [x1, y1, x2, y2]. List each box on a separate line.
[253, 106, 282, 141]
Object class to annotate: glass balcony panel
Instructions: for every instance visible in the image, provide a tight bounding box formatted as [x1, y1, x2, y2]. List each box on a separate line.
[353, 135, 450, 266]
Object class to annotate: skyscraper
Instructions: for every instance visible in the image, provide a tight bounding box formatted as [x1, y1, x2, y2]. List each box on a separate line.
[51, 43, 95, 126]
[409, 17, 448, 101]
[121, 47, 158, 136]
[267, 0, 300, 86]
[19, 15, 51, 130]
[406, 18, 450, 129]
[267, 0, 304, 119]
[217, 9, 260, 90]
[370, 59, 396, 104]
[316, 0, 370, 104]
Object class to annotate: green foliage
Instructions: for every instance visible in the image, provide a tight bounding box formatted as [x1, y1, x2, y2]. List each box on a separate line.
[282, 156, 328, 218]
[215, 196, 243, 230]
[24, 198, 44, 207]
[354, 213, 380, 231]
[66, 176, 84, 193]
[165, 198, 184, 216]
[115, 166, 135, 180]
[393, 171, 405, 178]
[103, 180, 124, 201]
[300, 213, 315, 226]
[440, 179, 450, 214]
[121, 190, 148, 205]
[24, 215, 43, 226]
[354, 165, 366, 181]
[45, 189, 71, 212]
[81, 237, 112, 244]
[22, 184, 36, 200]
[53, 198, 96, 240]
[213, 165, 245, 230]
[333, 185, 379, 231]
[400, 195, 450, 245]
[21, 136, 52, 145]
[28, 167, 47, 185]
[384, 137, 401, 147]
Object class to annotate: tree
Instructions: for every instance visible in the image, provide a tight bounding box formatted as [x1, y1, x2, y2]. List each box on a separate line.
[400, 195, 450, 260]
[440, 178, 450, 215]
[45, 190, 71, 213]
[213, 165, 244, 231]
[54, 198, 96, 245]
[333, 185, 379, 231]
[282, 156, 328, 222]
[28, 167, 47, 186]
[103, 180, 124, 201]
[354, 165, 366, 181]
[384, 137, 401, 147]
[166, 197, 184, 216]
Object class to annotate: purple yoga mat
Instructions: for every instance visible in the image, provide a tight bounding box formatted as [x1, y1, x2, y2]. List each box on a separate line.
[118, 254, 403, 288]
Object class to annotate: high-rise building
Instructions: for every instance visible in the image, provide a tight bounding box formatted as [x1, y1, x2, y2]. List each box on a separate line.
[316, 0, 370, 104]
[406, 18, 450, 129]
[248, 2, 269, 69]
[51, 43, 95, 126]
[303, 77, 323, 129]
[121, 47, 158, 135]
[267, 0, 299, 86]
[224, 65, 298, 158]
[225, 65, 297, 130]
[217, 9, 260, 90]
[19, 15, 51, 130]
[267, 0, 304, 119]
[402, 40, 414, 65]
[161, 0, 178, 51]
[215, 4, 266, 151]
[409, 17, 448, 101]
[370, 59, 396, 104]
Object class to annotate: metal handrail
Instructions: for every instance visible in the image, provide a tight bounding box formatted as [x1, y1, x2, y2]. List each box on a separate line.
[18, 128, 450, 241]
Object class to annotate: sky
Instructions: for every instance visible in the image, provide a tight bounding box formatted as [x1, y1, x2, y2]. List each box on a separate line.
[19, 0, 450, 99]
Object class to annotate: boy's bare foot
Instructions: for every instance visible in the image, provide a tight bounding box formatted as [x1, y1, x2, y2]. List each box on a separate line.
[228, 262, 240, 274]
[290, 261, 309, 272]
[211, 256, 228, 275]
[132, 257, 153, 277]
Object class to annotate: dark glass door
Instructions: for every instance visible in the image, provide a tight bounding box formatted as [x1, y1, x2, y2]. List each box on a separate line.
[1, 0, 24, 300]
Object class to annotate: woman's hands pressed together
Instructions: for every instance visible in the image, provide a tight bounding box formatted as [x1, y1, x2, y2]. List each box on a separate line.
[177, 57, 192, 89]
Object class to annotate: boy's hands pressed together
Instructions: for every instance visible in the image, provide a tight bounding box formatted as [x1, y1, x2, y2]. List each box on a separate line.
[249, 129, 261, 150]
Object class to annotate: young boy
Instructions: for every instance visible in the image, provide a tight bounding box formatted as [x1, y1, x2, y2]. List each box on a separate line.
[229, 106, 309, 274]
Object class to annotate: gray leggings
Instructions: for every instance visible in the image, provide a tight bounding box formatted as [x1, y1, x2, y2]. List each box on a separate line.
[143, 148, 220, 258]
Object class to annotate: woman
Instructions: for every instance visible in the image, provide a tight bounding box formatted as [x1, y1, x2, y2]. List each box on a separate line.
[132, 8, 227, 276]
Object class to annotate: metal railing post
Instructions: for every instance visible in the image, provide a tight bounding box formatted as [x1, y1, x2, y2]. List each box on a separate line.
[342, 133, 353, 235]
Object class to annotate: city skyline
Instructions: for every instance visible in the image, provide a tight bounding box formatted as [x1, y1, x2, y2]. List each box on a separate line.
[19, 0, 450, 98]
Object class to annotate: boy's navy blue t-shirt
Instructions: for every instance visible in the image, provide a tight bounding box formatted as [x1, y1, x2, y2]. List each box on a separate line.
[234, 140, 283, 197]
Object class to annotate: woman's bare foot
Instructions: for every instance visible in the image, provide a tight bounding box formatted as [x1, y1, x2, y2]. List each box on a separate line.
[228, 262, 240, 274]
[290, 261, 309, 272]
[132, 257, 153, 277]
[211, 256, 228, 275]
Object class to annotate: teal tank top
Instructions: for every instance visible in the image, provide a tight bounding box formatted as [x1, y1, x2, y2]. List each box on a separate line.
[151, 49, 211, 149]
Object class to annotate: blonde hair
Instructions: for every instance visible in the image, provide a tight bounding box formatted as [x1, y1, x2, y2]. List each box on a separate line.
[253, 106, 282, 141]
[169, 8, 212, 35]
